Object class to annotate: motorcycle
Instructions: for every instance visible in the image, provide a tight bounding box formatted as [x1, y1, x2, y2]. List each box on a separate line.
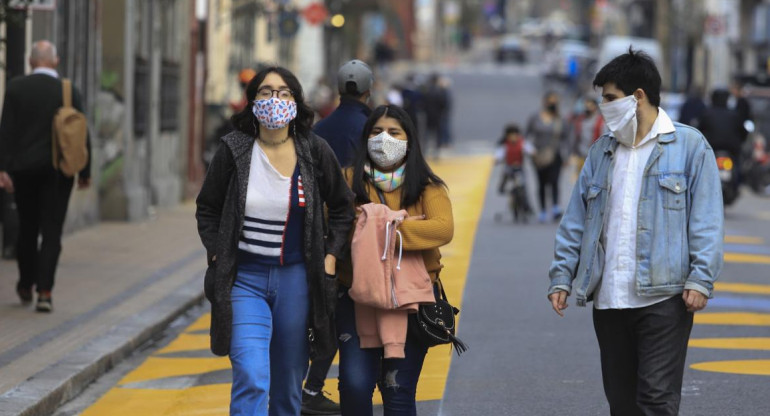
[716, 150, 740, 206]
[741, 120, 770, 196]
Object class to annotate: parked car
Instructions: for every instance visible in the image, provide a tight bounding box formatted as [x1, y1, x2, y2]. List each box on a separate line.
[495, 34, 527, 63]
[543, 39, 594, 81]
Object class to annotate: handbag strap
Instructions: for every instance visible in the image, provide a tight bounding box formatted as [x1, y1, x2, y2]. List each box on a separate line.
[375, 186, 386, 204]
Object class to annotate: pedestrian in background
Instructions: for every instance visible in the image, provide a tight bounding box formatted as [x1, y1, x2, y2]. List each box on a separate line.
[313, 59, 374, 168]
[526, 91, 568, 223]
[336, 105, 454, 415]
[424, 73, 451, 156]
[570, 95, 606, 173]
[698, 88, 746, 163]
[0, 40, 92, 313]
[678, 84, 706, 128]
[548, 49, 723, 416]
[196, 66, 354, 416]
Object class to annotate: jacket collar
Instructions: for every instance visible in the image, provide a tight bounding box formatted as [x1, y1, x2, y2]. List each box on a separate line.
[339, 96, 372, 116]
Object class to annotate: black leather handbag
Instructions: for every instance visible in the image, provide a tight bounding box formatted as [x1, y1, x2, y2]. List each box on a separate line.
[408, 279, 468, 356]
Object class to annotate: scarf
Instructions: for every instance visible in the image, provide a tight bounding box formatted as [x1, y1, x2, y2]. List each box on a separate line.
[365, 163, 405, 193]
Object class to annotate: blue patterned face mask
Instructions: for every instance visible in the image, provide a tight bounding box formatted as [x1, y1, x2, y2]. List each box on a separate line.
[252, 97, 297, 130]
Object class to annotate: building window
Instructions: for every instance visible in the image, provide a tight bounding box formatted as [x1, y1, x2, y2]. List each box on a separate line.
[134, 57, 150, 136]
[160, 61, 180, 131]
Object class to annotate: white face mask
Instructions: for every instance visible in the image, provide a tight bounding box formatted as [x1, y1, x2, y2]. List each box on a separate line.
[367, 132, 407, 169]
[599, 95, 638, 147]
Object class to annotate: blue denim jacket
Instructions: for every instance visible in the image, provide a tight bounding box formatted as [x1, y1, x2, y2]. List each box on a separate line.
[548, 122, 724, 306]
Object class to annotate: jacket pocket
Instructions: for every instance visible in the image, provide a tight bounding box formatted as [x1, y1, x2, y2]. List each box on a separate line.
[585, 186, 602, 219]
[659, 175, 687, 210]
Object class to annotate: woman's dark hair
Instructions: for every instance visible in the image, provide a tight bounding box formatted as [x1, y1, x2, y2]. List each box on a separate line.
[351, 105, 446, 208]
[230, 66, 314, 139]
[593, 47, 661, 107]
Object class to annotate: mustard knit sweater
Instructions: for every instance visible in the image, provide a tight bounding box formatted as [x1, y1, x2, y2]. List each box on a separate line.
[338, 168, 454, 287]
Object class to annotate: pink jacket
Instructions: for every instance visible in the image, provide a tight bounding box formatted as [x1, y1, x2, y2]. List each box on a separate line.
[350, 203, 435, 358]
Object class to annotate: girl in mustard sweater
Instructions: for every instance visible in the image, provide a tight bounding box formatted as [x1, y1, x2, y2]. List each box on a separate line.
[337, 105, 454, 415]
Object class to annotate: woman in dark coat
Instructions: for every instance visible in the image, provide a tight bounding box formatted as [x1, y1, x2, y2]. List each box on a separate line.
[196, 66, 354, 416]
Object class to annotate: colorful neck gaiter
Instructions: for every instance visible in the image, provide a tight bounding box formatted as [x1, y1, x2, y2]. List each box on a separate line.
[365, 163, 406, 193]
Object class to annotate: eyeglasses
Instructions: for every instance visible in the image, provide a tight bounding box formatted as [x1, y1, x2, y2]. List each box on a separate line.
[256, 87, 294, 100]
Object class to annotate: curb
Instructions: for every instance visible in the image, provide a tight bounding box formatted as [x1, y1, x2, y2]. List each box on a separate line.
[0, 273, 205, 416]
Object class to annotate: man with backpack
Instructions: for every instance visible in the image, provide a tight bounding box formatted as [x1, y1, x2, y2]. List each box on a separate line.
[0, 40, 91, 313]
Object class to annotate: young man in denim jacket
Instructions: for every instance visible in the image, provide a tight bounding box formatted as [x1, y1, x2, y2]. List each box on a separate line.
[547, 49, 723, 415]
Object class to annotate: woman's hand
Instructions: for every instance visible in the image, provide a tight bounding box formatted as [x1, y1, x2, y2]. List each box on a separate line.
[324, 254, 337, 275]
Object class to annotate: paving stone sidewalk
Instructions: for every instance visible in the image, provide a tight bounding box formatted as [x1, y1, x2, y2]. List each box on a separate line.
[0, 202, 207, 416]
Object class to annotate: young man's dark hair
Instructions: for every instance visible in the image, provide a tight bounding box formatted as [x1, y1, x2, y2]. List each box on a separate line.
[593, 47, 661, 107]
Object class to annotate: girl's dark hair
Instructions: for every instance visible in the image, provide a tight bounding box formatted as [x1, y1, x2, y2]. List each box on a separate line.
[230, 66, 314, 139]
[593, 47, 661, 106]
[351, 105, 446, 208]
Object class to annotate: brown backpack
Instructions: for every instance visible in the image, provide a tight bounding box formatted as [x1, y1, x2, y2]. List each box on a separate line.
[52, 79, 88, 177]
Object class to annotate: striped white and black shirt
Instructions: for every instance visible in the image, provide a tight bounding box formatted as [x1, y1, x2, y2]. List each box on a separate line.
[239, 143, 305, 266]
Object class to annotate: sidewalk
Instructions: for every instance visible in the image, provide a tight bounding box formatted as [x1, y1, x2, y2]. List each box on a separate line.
[0, 203, 207, 416]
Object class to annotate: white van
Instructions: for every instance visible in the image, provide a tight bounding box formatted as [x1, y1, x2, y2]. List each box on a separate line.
[597, 36, 663, 69]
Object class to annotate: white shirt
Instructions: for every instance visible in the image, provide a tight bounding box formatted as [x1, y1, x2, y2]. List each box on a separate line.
[32, 67, 59, 78]
[239, 143, 292, 258]
[594, 108, 676, 310]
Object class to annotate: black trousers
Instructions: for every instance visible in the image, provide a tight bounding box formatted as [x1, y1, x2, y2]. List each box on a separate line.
[10, 168, 74, 293]
[592, 296, 694, 416]
[536, 157, 562, 212]
[304, 346, 337, 393]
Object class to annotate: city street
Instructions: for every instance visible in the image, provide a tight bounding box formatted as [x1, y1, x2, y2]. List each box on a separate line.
[42, 60, 770, 415]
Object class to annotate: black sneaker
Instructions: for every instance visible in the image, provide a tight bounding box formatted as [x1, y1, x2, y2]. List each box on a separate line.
[17, 287, 33, 305]
[36, 292, 52, 313]
[301, 390, 340, 415]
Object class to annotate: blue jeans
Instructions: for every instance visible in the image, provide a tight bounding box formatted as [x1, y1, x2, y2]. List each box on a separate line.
[229, 261, 309, 416]
[336, 288, 428, 416]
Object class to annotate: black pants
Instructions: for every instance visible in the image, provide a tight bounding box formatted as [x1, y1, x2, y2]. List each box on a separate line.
[10, 168, 74, 293]
[536, 157, 561, 212]
[304, 347, 337, 393]
[592, 296, 694, 416]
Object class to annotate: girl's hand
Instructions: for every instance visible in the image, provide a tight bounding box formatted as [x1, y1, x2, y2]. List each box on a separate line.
[405, 215, 426, 221]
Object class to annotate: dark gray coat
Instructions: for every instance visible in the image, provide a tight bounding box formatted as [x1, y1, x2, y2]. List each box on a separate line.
[196, 130, 354, 358]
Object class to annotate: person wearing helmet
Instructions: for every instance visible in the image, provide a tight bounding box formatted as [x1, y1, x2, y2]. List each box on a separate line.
[312, 59, 374, 168]
[298, 60, 373, 415]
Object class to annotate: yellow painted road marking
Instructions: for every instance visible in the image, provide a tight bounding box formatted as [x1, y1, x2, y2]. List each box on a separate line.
[689, 337, 770, 350]
[691, 360, 770, 376]
[724, 252, 770, 264]
[695, 312, 770, 326]
[118, 357, 231, 385]
[82, 156, 494, 414]
[156, 333, 211, 354]
[715, 282, 770, 295]
[724, 235, 764, 244]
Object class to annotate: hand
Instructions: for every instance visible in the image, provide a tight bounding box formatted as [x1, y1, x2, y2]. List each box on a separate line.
[548, 290, 569, 317]
[0, 171, 14, 193]
[682, 289, 708, 312]
[77, 176, 91, 189]
[324, 254, 336, 275]
[405, 215, 426, 221]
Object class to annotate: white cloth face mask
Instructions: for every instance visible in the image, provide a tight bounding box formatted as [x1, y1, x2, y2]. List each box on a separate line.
[367, 132, 407, 169]
[599, 95, 638, 147]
